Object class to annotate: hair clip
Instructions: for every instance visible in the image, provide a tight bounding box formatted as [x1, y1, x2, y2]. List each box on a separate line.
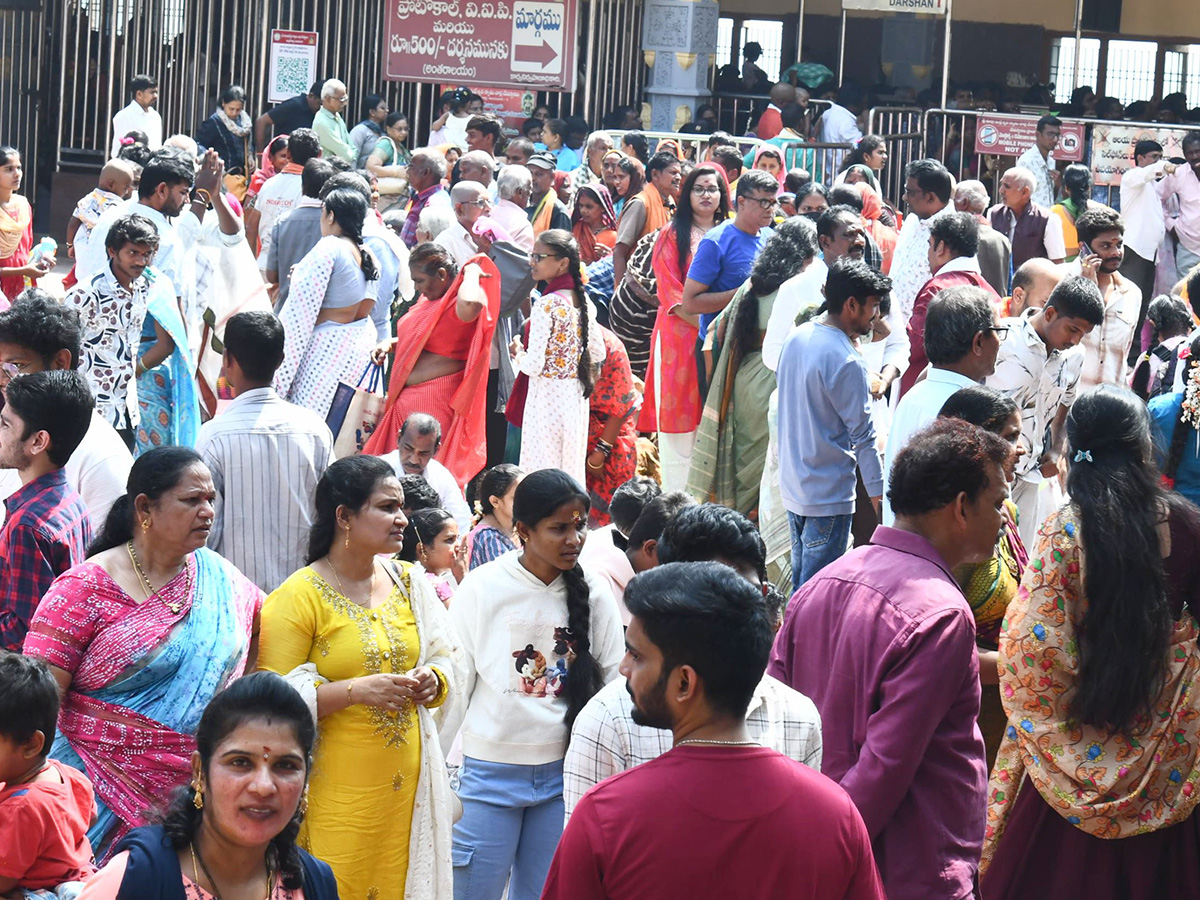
[119, 136, 135, 146]
[1073, 449, 1093, 463]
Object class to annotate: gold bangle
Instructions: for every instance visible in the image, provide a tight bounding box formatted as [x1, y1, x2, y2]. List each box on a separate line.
[193, 188, 213, 205]
[346, 679, 355, 702]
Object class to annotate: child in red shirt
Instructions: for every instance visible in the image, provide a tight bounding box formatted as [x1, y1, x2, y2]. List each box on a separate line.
[0, 652, 96, 897]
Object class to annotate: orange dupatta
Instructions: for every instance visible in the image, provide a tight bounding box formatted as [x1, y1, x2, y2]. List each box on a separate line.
[0, 195, 31, 260]
[633, 186, 672, 240]
[363, 254, 501, 487]
[530, 190, 557, 236]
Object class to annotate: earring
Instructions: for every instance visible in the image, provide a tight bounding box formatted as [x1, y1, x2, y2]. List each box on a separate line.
[298, 785, 309, 817]
[192, 779, 204, 810]
[417, 541, 426, 559]
[344, 524, 350, 549]
[141, 519, 150, 533]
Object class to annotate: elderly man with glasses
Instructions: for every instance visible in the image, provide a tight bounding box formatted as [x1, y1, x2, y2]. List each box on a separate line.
[882, 284, 1006, 525]
[312, 78, 356, 165]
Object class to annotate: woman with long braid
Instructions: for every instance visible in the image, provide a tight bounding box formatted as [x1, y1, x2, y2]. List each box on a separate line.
[443, 468, 623, 900]
[274, 186, 381, 418]
[513, 229, 605, 485]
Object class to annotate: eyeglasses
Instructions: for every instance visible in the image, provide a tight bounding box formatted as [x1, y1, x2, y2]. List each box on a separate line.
[986, 325, 1011, 340]
[0, 361, 32, 378]
[744, 196, 778, 211]
[692, 185, 722, 196]
[530, 252, 561, 263]
[463, 199, 490, 209]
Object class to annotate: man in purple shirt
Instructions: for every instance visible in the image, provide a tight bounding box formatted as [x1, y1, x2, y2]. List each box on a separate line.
[769, 417, 1014, 900]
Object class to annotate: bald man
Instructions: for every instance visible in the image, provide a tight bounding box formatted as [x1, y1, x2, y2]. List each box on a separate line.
[459, 150, 496, 190]
[757, 82, 797, 140]
[435, 180, 492, 266]
[1006, 258, 1064, 318]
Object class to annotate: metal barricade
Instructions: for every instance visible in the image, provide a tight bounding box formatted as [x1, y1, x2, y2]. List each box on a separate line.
[867, 106, 924, 209]
[605, 129, 765, 164]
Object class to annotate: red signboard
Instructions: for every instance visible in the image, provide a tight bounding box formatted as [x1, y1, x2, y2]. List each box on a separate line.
[384, 0, 578, 92]
[451, 86, 538, 135]
[974, 115, 1085, 163]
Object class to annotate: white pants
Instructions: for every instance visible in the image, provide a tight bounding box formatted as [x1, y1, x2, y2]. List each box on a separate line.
[659, 430, 696, 493]
[1012, 476, 1063, 551]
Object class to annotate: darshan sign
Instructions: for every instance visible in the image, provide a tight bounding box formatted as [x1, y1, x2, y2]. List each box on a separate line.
[384, 0, 578, 92]
[842, 0, 946, 13]
[974, 114, 1085, 162]
[1090, 123, 1193, 186]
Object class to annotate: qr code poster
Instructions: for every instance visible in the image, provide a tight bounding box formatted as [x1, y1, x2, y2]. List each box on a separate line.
[268, 30, 319, 104]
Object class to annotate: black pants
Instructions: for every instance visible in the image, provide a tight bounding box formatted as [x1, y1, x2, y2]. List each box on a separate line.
[1120, 249, 1156, 365]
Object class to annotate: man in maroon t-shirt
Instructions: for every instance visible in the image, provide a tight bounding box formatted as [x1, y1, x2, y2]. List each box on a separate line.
[541, 562, 884, 900]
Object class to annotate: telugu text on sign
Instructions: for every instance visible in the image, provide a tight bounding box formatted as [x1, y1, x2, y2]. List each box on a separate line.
[384, 0, 578, 92]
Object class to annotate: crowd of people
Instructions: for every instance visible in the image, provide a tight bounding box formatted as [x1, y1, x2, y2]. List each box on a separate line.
[4, 65, 1200, 900]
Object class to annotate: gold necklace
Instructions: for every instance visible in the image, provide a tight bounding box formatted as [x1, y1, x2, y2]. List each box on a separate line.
[328, 557, 376, 608]
[127, 540, 184, 614]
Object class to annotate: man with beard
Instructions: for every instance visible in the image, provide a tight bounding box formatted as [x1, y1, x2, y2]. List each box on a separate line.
[378, 413, 471, 529]
[1072, 207, 1141, 391]
[543, 562, 884, 900]
[778, 259, 892, 589]
[563, 502, 823, 817]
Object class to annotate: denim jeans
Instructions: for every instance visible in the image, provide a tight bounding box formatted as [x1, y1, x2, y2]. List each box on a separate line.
[789, 512, 853, 591]
[452, 757, 565, 900]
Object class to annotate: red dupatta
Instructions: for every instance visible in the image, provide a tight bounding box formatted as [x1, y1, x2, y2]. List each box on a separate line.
[364, 254, 501, 487]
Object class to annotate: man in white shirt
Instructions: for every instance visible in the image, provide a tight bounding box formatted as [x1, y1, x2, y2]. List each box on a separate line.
[434, 181, 492, 267]
[889, 160, 954, 325]
[249, 127, 321, 273]
[817, 84, 864, 177]
[882, 286, 1003, 525]
[1071, 207, 1142, 391]
[0, 291, 132, 528]
[380, 413, 471, 528]
[490, 165, 535, 252]
[110, 74, 163, 158]
[1015, 115, 1061, 208]
[197, 312, 333, 592]
[1118, 139, 1170, 348]
[985, 276, 1103, 547]
[564, 502, 822, 817]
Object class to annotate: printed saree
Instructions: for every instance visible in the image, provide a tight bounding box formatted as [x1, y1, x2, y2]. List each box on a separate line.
[983, 509, 1200, 871]
[686, 281, 776, 518]
[23, 548, 262, 857]
[134, 280, 201, 453]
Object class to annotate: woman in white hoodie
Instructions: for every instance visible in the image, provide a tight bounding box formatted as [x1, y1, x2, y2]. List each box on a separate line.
[443, 468, 624, 900]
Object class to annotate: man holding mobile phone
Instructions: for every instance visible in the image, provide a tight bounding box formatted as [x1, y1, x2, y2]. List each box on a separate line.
[1073, 207, 1141, 391]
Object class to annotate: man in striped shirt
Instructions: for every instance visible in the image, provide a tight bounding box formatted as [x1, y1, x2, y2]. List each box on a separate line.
[196, 312, 333, 592]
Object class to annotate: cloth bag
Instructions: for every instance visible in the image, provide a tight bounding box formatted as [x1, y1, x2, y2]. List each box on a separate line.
[326, 361, 387, 457]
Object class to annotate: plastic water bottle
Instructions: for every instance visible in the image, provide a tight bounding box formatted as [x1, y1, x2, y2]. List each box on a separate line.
[29, 236, 56, 269]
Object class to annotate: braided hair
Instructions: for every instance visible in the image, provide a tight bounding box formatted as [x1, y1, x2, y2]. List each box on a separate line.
[322, 186, 380, 281]
[536, 229, 596, 398]
[513, 469, 603, 731]
[1164, 333, 1200, 485]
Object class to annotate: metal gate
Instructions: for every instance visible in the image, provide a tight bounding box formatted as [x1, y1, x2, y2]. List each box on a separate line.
[4, 0, 646, 196]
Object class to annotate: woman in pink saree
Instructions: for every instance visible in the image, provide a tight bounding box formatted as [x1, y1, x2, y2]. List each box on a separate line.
[22, 447, 263, 859]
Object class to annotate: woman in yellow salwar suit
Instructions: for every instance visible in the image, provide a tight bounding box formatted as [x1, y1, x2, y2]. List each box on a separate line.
[258, 455, 463, 900]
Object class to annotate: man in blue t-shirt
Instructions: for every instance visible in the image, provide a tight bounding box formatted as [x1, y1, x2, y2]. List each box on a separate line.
[682, 168, 779, 339]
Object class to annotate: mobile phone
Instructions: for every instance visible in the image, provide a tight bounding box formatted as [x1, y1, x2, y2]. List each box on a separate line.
[1078, 240, 1093, 258]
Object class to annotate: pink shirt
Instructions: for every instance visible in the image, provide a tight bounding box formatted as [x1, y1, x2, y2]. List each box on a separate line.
[543, 746, 885, 900]
[1157, 163, 1200, 254]
[769, 526, 987, 900]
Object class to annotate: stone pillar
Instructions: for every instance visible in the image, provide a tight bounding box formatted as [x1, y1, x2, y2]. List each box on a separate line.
[641, 0, 720, 133]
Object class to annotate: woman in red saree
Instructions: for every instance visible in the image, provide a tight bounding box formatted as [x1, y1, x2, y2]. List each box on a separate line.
[571, 183, 618, 264]
[22, 448, 263, 859]
[0, 147, 46, 303]
[855, 181, 898, 274]
[365, 242, 500, 489]
[586, 326, 640, 526]
[638, 164, 730, 491]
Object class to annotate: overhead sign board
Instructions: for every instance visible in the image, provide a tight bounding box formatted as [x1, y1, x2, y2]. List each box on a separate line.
[384, 0, 578, 92]
[267, 30, 319, 103]
[842, 0, 946, 13]
[974, 114, 1085, 162]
